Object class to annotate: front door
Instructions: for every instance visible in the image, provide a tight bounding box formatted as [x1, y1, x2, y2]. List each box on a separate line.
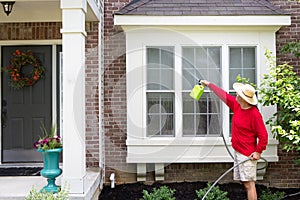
[1, 45, 52, 163]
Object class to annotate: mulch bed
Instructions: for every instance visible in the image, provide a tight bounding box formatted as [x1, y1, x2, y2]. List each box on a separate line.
[99, 181, 300, 200]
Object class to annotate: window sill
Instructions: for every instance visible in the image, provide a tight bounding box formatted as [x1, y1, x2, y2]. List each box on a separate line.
[126, 138, 279, 163]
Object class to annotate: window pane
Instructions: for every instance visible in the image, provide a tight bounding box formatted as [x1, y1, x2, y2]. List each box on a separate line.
[195, 48, 207, 68]
[183, 115, 195, 136]
[147, 47, 174, 90]
[182, 47, 194, 67]
[161, 48, 174, 68]
[196, 115, 207, 136]
[147, 48, 159, 66]
[208, 48, 221, 69]
[229, 69, 241, 88]
[229, 47, 256, 89]
[182, 68, 195, 90]
[182, 92, 221, 136]
[161, 115, 174, 135]
[207, 114, 221, 135]
[147, 93, 174, 136]
[244, 69, 256, 83]
[161, 69, 173, 90]
[209, 69, 221, 86]
[229, 48, 241, 68]
[182, 47, 221, 91]
[147, 68, 160, 90]
[243, 48, 255, 68]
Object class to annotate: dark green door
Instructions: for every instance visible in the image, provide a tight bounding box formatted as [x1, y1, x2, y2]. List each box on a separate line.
[1, 45, 52, 162]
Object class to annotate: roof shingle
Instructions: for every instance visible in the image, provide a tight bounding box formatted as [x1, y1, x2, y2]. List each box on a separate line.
[116, 0, 289, 16]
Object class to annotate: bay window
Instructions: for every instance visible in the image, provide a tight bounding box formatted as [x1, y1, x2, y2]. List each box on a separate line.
[122, 27, 279, 166]
[114, 13, 289, 182]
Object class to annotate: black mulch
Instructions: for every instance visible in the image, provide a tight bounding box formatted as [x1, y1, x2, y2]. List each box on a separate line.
[98, 181, 300, 200]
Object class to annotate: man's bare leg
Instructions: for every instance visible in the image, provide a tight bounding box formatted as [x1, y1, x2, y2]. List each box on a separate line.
[243, 181, 257, 200]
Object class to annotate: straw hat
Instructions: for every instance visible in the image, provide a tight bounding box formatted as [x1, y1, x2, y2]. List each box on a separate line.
[233, 83, 258, 105]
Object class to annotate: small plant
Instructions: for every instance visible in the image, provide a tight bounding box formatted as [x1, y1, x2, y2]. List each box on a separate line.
[33, 123, 62, 150]
[25, 186, 69, 200]
[196, 183, 229, 200]
[259, 188, 285, 200]
[141, 185, 176, 200]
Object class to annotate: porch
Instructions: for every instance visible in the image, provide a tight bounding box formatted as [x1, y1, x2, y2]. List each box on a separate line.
[0, 0, 104, 197]
[0, 168, 101, 200]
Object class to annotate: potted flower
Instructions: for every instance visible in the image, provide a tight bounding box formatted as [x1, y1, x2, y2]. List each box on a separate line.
[33, 124, 62, 193]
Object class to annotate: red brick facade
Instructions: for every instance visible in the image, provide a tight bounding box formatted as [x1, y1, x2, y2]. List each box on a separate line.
[103, 0, 134, 183]
[271, 0, 300, 74]
[0, 22, 62, 40]
[85, 22, 101, 167]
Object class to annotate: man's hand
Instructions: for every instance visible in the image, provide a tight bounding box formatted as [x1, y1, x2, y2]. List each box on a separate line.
[200, 80, 210, 87]
[250, 152, 261, 160]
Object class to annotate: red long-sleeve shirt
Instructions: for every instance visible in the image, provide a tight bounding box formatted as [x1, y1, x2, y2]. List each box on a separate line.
[208, 83, 268, 157]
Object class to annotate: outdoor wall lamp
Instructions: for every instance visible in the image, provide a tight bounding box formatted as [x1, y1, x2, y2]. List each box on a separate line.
[1, 1, 15, 16]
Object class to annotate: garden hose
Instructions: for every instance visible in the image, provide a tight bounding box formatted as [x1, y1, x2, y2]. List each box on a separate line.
[221, 131, 268, 171]
[201, 132, 269, 200]
[201, 157, 251, 200]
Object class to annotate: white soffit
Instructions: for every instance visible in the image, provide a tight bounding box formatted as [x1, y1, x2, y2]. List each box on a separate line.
[0, 0, 99, 23]
[114, 15, 291, 27]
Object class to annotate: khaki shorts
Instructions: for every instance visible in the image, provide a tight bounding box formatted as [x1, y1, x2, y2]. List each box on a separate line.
[233, 151, 257, 182]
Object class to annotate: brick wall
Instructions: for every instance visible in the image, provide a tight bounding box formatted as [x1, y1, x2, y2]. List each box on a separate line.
[85, 22, 101, 167]
[104, 0, 300, 188]
[0, 22, 61, 40]
[103, 0, 134, 183]
[270, 0, 300, 74]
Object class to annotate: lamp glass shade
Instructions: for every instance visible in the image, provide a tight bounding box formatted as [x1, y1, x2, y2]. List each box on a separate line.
[1, 2, 15, 16]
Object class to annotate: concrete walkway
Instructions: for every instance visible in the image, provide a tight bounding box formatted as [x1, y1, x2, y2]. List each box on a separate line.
[0, 169, 101, 200]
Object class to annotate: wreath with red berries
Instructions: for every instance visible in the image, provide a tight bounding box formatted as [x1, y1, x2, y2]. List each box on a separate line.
[3, 49, 45, 89]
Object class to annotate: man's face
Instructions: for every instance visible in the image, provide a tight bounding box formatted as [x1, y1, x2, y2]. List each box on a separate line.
[236, 93, 243, 105]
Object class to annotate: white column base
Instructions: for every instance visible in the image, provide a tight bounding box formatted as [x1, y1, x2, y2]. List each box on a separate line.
[137, 163, 146, 182]
[63, 176, 85, 194]
[155, 163, 164, 181]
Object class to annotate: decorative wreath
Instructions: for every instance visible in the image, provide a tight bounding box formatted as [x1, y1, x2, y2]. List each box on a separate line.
[3, 49, 45, 89]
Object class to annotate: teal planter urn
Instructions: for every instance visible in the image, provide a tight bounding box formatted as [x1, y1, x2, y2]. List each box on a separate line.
[38, 148, 62, 193]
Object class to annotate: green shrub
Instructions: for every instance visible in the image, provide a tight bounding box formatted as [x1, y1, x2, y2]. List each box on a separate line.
[141, 185, 176, 200]
[260, 50, 300, 163]
[259, 188, 285, 200]
[25, 186, 69, 200]
[195, 183, 229, 200]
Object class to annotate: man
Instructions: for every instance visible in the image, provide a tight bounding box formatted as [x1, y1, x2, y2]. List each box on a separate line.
[200, 80, 268, 200]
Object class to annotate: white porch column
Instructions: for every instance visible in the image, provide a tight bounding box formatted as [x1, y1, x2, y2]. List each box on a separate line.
[61, 0, 87, 194]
